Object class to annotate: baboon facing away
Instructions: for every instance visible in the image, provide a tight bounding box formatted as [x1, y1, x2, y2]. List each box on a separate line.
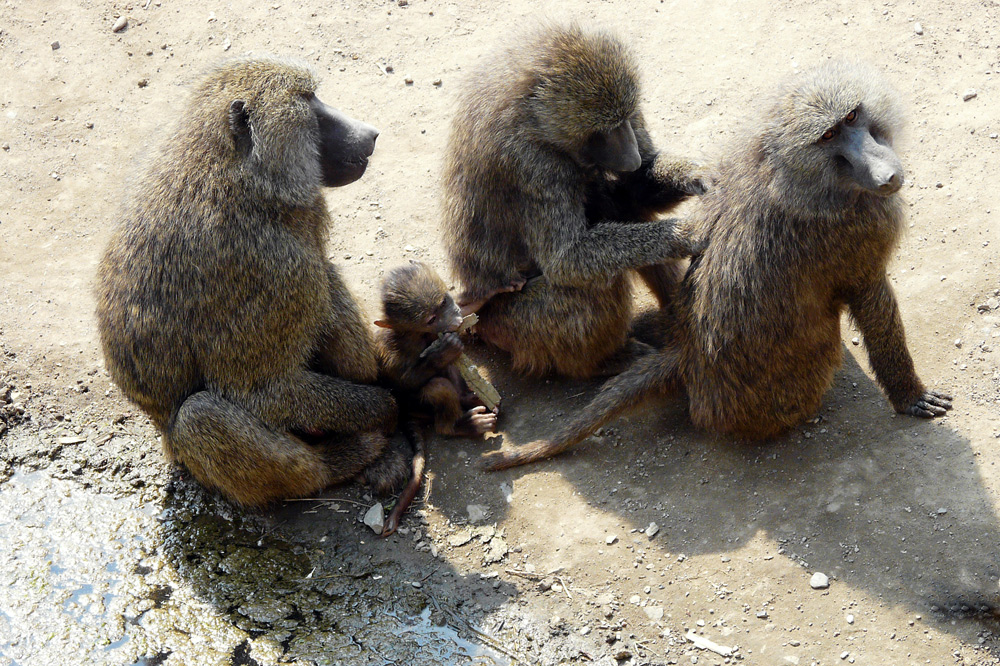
[97, 58, 408, 506]
[442, 24, 707, 379]
[484, 60, 953, 470]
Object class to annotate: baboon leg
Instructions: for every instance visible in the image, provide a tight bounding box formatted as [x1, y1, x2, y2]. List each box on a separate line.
[243, 369, 397, 436]
[476, 277, 632, 379]
[592, 338, 656, 377]
[482, 348, 680, 470]
[849, 278, 953, 416]
[629, 309, 667, 349]
[421, 378, 497, 436]
[312, 263, 380, 383]
[635, 260, 685, 309]
[356, 432, 411, 496]
[168, 391, 384, 507]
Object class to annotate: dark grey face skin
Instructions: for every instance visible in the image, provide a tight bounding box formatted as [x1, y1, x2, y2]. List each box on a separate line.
[309, 95, 379, 188]
[822, 107, 903, 196]
[427, 295, 464, 334]
[580, 120, 642, 173]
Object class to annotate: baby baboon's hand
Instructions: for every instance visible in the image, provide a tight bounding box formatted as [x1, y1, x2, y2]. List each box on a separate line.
[421, 331, 464, 367]
[897, 389, 953, 418]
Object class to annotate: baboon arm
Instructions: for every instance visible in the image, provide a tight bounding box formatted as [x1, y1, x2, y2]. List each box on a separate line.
[315, 264, 380, 383]
[618, 153, 711, 215]
[849, 278, 951, 416]
[531, 209, 696, 288]
[247, 370, 398, 434]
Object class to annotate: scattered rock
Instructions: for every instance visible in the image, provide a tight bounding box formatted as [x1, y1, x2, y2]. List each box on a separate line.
[644, 606, 664, 621]
[645, 522, 659, 538]
[58, 435, 87, 445]
[605, 535, 618, 545]
[448, 530, 473, 547]
[963, 89, 978, 101]
[404, 77, 414, 85]
[51, 41, 60, 50]
[467, 504, 488, 522]
[936, 507, 948, 515]
[846, 614, 854, 624]
[914, 22, 923, 35]
[432, 78, 442, 87]
[756, 610, 769, 619]
[363, 503, 384, 533]
[112, 16, 128, 33]
[810, 572, 830, 589]
[137, 78, 149, 88]
[954, 338, 962, 348]
[483, 535, 508, 564]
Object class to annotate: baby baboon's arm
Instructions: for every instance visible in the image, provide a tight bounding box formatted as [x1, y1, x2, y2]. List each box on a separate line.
[849, 277, 952, 417]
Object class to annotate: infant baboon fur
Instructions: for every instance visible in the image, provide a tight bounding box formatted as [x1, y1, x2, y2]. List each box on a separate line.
[485, 60, 953, 470]
[443, 24, 706, 379]
[96, 58, 407, 506]
[375, 261, 498, 438]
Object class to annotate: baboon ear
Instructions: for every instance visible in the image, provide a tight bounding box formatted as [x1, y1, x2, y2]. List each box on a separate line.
[228, 100, 252, 155]
[373, 319, 393, 329]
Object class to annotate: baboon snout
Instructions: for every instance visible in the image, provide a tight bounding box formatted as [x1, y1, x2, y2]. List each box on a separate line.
[877, 170, 902, 194]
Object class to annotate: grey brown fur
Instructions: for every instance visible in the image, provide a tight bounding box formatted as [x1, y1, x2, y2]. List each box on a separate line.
[96, 58, 406, 506]
[442, 24, 706, 379]
[375, 261, 498, 438]
[485, 60, 952, 470]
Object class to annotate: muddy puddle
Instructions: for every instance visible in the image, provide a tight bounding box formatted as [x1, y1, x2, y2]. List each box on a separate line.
[0, 470, 513, 666]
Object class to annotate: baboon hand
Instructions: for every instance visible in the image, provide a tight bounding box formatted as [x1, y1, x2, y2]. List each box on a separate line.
[456, 405, 498, 436]
[897, 389, 953, 418]
[681, 169, 715, 196]
[420, 331, 464, 367]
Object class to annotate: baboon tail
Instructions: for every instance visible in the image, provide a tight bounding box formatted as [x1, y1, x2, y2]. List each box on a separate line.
[482, 350, 678, 471]
[382, 418, 427, 537]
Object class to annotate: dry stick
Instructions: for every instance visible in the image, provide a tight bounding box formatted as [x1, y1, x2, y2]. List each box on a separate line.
[454, 313, 502, 411]
[685, 630, 734, 657]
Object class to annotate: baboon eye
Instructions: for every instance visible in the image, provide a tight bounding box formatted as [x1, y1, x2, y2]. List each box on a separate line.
[845, 108, 858, 124]
[820, 128, 838, 142]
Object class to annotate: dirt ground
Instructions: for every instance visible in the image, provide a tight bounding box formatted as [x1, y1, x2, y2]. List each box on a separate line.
[2, 0, 1000, 664]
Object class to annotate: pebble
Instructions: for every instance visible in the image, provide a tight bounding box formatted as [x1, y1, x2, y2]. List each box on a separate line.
[606, 535, 618, 545]
[629, 594, 641, 605]
[432, 79, 443, 87]
[644, 606, 664, 621]
[645, 522, 659, 538]
[51, 41, 60, 50]
[840, 651, 850, 660]
[954, 338, 962, 348]
[936, 507, 948, 515]
[363, 502, 384, 533]
[448, 530, 473, 547]
[914, 22, 923, 35]
[756, 611, 769, 619]
[404, 77, 414, 85]
[991, 133, 999, 139]
[846, 614, 854, 624]
[112, 16, 128, 32]
[809, 572, 830, 589]
[410, 581, 422, 588]
[467, 504, 488, 522]
[851, 337, 860, 346]
[138, 78, 149, 88]
[963, 89, 978, 102]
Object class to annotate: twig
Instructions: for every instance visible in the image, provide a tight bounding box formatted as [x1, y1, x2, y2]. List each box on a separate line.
[685, 630, 734, 657]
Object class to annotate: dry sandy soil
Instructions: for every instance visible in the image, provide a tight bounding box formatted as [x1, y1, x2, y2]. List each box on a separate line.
[2, 0, 1000, 665]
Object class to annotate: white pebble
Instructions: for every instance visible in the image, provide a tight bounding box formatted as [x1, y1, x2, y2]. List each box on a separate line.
[112, 16, 128, 32]
[363, 503, 384, 534]
[846, 614, 854, 624]
[963, 89, 978, 102]
[606, 535, 618, 545]
[810, 572, 830, 589]
[914, 22, 923, 35]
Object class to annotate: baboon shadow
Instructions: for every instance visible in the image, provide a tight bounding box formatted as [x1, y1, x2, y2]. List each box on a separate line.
[153, 462, 518, 665]
[444, 344, 1000, 646]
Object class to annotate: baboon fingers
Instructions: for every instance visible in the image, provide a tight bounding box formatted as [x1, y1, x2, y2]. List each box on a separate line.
[904, 394, 952, 418]
[926, 389, 954, 404]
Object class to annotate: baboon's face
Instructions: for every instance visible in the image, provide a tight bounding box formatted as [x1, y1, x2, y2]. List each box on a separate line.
[578, 120, 642, 173]
[816, 105, 903, 196]
[308, 94, 379, 188]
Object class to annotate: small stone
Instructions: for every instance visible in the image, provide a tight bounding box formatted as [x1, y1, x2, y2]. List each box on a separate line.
[991, 133, 999, 139]
[223, 38, 232, 51]
[645, 522, 659, 538]
[58, 435, 87, 445]
[644, 606, 664, 621]
[840, 651, 849, 660]
[846, 614, 854, 624]
[411, 581, 422, 588]
[467, 504, 488, 522]
[914, 22, 923, 35]
[448, 530, 473, 547]
[137, 78, 149, 88]
[606, 535, 618, 545]
[579, 626, 591, 635]
[963, 89, 978, 102]
[809, 572, 830, 589]
[112, 16, 128, 32]
[756, 611, 769, 619]
[851, 337, 860, 346]
[363, 503, 384, 533]
[51, 41, 61, 50]
[432, 78, 442, 87]
[789, 639, 801, 646]
[936, 507, 948, 515]
[954, 339, 962, 348]
[404, 77, 414, 85]
[1, 143, 9, 151]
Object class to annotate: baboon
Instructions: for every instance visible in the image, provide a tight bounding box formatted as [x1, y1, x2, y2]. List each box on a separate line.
[484, 60, 953, 470]
[96, 58, 408, 506]
[442, 24, 707, 379]
[374, 261, 502, 438]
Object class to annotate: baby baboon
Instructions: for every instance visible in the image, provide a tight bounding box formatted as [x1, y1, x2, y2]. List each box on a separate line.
[375, 261, 501, 438]
[96, 58, 407, 506]
[442, 24, 707, 379]
[484, 60, 953, 470]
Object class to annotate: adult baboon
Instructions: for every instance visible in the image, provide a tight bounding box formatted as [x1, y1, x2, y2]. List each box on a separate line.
[442, 24, 707, 379]
[96, 58, 407, 506]
[484, 60, 953, 470]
